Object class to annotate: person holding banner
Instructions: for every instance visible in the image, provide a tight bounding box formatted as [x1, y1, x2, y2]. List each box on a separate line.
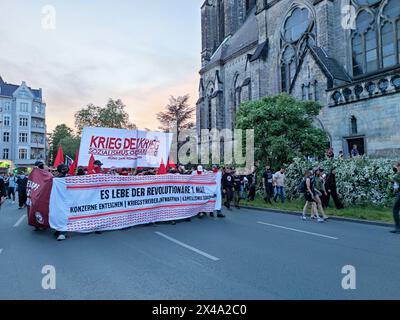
[54, 164, 69, 241]
[212, 165, 225, 218]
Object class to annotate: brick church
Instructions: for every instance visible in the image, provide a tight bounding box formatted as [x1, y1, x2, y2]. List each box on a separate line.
[197, 0, 400, 158]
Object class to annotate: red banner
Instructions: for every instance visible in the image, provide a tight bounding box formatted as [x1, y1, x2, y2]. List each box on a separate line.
[26, 168, 53, 228]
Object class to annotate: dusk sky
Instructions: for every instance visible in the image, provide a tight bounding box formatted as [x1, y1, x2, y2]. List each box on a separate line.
[0, 0, 204, 132]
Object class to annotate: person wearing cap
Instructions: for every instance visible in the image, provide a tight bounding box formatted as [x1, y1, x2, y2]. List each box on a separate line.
[93, 160, 103, 174]
[192, 165, 204, 175]
[35, 160, 45, 170]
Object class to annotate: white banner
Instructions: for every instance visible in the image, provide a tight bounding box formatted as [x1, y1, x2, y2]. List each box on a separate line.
[49, 174, 218, 233]
[78, 127, 173, 168]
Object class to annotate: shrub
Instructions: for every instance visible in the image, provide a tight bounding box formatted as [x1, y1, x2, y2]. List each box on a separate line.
[285, 157, 397, 206]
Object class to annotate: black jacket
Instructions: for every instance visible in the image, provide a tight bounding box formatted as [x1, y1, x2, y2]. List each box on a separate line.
[16, 177, 28, 191]
[0, 178, 6, 198]
[222, 173, 234, 189]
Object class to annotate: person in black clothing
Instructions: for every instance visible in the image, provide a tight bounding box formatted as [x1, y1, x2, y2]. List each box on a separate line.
[54, 164, 69, 241]
[325, 169, 344, 210]
[247, 167, 257, 201]
[232, 170, 242, 209]
[262, 166, 274, 204]
[222, 168, 235, 210]
[16, 174, 28, 209]
[0, 176, 6, 209]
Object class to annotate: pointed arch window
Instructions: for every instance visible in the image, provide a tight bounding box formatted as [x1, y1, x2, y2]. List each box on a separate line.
[281, 46, 296, 92]
[280, 6, 313, 93]
[351, 0, 400, 76]
[208, 99, 212, 130]
[352, 10, 377, 76]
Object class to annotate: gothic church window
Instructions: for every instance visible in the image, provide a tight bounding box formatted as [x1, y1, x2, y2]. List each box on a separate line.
[208, 100, 212, 130]
[280, 6, 314, 93]
[351, 0, 400, 77]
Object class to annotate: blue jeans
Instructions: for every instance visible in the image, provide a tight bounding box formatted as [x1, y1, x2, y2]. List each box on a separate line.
[274, 186, 286, 204]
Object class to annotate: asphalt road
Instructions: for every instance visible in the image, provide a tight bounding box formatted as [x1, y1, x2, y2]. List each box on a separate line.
[0, 199, 399, 300]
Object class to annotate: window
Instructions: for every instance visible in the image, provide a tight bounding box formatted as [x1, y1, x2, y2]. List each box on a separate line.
[280, 6, 313, 92]
[4, 102, 10, 112]
[3, 116, 10, 127]
[19, 117, 28, 127]
[351, 116, 358, 135]
[19, 133, 28, 143]
[352, 11, 376, 76]
[283, 8, 310, 42]
[20, 103, 29, 112]
[281, 46, 296, 92]
[381, 22, 396, 68]
[208, 100, 212, 130]
[3, 148, 9, 160]
[3, 132, 10, 143]
[352, 0, 400, 76]
[19, 149, 28, 160]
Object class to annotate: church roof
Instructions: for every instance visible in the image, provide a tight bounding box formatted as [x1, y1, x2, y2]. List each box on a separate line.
[309, 46, 351, 83]
[205, 8, 259, 70]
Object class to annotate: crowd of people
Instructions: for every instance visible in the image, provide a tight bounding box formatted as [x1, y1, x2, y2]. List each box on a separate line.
[1, 158, 400, 238]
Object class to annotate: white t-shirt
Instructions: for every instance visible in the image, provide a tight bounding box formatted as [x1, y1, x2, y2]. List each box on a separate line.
[274, 172, 285, 187]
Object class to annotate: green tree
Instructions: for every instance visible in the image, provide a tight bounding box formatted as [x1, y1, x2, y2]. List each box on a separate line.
[59, 135, 81, 160]
[74, 99, 136, 134]
[48, 124, 74, 164]
[235, 94, 329, 169]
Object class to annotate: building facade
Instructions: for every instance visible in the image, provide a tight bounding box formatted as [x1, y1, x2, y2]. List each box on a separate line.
[0, 76, 47, 168]
[197, 0, 400, 158]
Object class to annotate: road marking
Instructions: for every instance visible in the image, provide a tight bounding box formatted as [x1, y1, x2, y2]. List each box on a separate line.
[257, 222, 339, 240]
[14, 214, 26, 228]
[155, 232, 220, 261]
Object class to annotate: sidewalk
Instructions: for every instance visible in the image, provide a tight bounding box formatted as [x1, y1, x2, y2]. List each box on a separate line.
[242, 205, 393, 228]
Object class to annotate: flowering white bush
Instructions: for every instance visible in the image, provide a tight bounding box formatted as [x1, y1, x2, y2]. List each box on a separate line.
[285, 157, 397, 206]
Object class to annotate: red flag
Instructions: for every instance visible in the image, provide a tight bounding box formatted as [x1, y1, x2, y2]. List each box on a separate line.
[87, 154, 96, 174]
[167, 155, 177, 170]
[53, 145, 64, 167]
[68, 150, 79, 176]
[158, 158, 167, 175]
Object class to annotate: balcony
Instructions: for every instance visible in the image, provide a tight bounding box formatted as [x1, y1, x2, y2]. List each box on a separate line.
[31, 126, 46, 133]
[328, 73, 400, 107]
[31, 112, 45, 120]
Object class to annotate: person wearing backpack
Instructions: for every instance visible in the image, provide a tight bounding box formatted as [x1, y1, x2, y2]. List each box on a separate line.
[301, 170, 324, 223]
